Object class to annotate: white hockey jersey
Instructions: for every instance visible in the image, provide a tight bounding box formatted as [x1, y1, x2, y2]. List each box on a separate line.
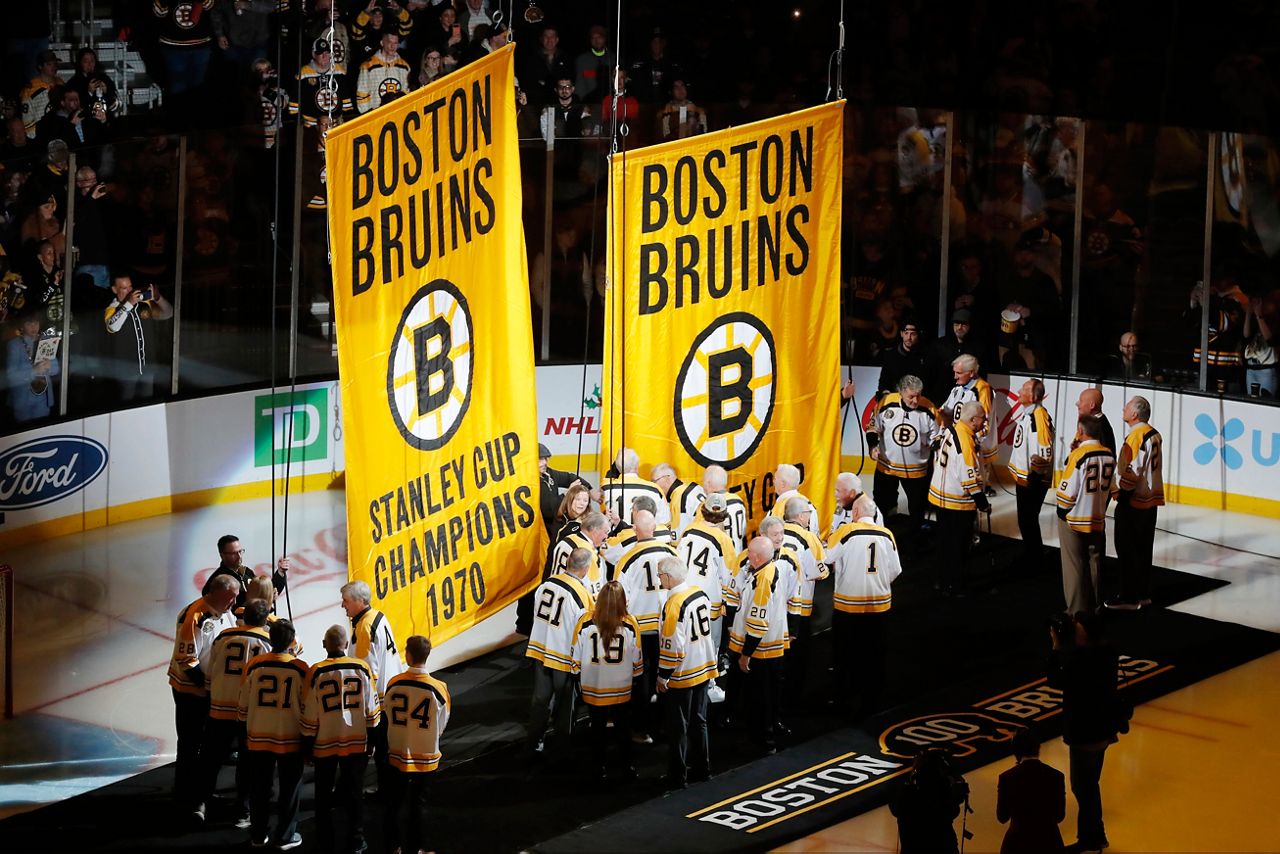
[571, 615, 644, 706]
[825, 520, 902, 613]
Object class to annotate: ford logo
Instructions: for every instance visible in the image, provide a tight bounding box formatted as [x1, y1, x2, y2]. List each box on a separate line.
[0, 436, 108, 511]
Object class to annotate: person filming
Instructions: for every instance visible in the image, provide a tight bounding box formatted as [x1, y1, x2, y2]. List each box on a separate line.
[889, 747, 971, 853]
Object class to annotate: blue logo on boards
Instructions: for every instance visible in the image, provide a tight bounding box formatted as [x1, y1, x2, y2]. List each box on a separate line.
[1192, 414, 1279, 470]
[0, 436, 109, 510]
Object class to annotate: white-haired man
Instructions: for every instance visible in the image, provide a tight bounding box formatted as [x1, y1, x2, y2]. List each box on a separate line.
[615, 509, 678, 743]
[727, 537, 789, 754]
[830, 471, 883, 535]
[942, 354, 997, 480]
[652, 462, 706, 535]
[600, 447, 670, 527]
[770, 463, 819, 535]
[1107, 396, 1164, 611]
[868, 374, 941, 532]
[341, 580, 403, 796]
[549, 510, 609, 596]
[782, 496, 828, 702]
[928, 401, 990, 596]
[1008, 378, 1055, 562]
[656, 556, 717, 789]
[702, 464, 747, 550]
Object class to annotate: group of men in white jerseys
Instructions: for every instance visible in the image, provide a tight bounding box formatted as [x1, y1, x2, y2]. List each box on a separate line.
[527, 448, 910, 771]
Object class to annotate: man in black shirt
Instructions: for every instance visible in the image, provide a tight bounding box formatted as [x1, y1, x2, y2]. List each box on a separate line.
[879, 317, 933, 396]
[202, 534, 288, 608]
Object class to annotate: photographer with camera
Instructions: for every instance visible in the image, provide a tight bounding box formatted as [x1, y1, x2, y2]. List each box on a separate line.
[1048, 611, 1125, 854]
[890, 747, 971, 854]
[103, 272, 173, 401]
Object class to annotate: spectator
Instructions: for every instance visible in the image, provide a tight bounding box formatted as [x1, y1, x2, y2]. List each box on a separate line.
[19, 193, 64, 263]
[356, 32, 411, 114]
[599, 68, 640, 140]
[5, 307, 58, 423]
[352, 0, 412, 64]
[299, 0, 353, 77]
[950, 250, 997, 353]
[889, 747, 970, 854]
[461, 21, 509, 66]
[1000, 234, 1061, 370]
[291, 39, 352, 128]
[930, 309, 980, 402]
[23, 239, 63, 329]
[1103, 331, 1152, 381]
[103, 273, 174, 400]
[629, 28, 680, 104]
[1080, 183, 1143, 364]
[413, 47, 446, 89]
[1185, 277, 1247, 394]
[426, 4, 465, 73]
[457, 0, 493, 43]
[657, 78, 708, 142]
[36, 86, 107, 152]
[246, 58, 290, 149]
[879, 317, 934, 395]
[19, 49, 63, 139]
[1243, 295, 1277, 397]
[574, 25, 614, 105]
[531, 220, 592, 360]
[213, 0, 275, 81]
[153, 0, 216, 97]
[521, 25, 570, 107]
[845, 238, 892, 362]
[67, 48, 120, 123]
[1, 115, 37, 168]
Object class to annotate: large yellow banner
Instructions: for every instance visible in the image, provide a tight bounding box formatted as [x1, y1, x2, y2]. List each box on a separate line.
[326, 45, 544, 643]
[603, 102, 843, 533]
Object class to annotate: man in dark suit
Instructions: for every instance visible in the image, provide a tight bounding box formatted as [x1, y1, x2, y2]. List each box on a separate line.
[997, 729, 1066, 853]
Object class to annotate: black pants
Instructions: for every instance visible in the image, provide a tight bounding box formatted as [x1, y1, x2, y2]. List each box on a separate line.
[1015, 474, 1050, 557]
[664, 682, 710, 782]
[934, 507, 976, 591]
[587, 702, 633, 770]
[832, 610, 888, 716]
[744, 656, 781, 750]
[630, 633, 661, 736]
[529, 665, 576, 749]
[246, 749, 303, 845]
[313, 752, 368, 854]
[172, 690, 210, 809]
[785, 614, 812, 703]
[368, 716, 389, 792]
[1069, 743, 1110, 846]
[1115, 502, 1158, 603]
[873, 470, 930, 526]
[383, 766, 433, 854]
[199, 717, 249, 815]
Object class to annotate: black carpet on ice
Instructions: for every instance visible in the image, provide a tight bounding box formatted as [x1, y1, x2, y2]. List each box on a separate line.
[3, 533, 1276, 854]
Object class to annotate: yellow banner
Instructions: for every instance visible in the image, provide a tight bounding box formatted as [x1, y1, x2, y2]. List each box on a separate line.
[602, 102, 844, 534]
[326, 45, 544, 643]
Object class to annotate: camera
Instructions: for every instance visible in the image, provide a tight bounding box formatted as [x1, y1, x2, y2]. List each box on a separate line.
[1048, 611, 1075, 640]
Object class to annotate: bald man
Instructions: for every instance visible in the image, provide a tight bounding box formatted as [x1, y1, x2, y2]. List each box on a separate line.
[1073, 388, 1116, 454]
[1104, 332, 1151, 381]
[727, 537, 789, 754]
[614, 509, 678, 743]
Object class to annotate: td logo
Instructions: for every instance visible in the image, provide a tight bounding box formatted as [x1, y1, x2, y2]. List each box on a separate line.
[674, 313, 776, 469]
[255, 388, 329, 467]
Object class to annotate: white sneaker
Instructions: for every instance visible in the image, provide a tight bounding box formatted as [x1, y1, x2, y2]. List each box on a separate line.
[276, 832, 303, 850]
[707, 684, 726, 704]
[192, 803, 205, 823]
[235, 814, 252, 829]
[631, 732, 653, 745]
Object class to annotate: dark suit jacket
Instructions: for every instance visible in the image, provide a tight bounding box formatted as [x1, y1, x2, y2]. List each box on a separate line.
[997, 758, 1066, 854]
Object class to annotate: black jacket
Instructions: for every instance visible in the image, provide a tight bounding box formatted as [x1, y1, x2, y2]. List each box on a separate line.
[539, 466, 586, 536]
[879, 344, 935, 395]
[1048, 643, 1121, 746]
[203, 562, 287, 609]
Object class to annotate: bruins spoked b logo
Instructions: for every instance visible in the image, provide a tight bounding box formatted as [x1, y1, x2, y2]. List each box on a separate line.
[674, 313, 776, 468]
[387, 280, 473, 450]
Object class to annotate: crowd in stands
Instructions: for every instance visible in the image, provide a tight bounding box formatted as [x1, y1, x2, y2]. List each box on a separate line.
[1, 1, 1279, 433]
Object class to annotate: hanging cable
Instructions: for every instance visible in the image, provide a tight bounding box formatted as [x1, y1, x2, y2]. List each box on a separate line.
[826, 0, 847, 101]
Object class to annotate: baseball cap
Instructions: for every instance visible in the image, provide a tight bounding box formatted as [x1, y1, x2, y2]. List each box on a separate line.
[705, 492, 728, 513]
[952, 309, 972, 324]
[313, 38, 331, 55]
[538, 443, 551, 459]
[37, 49, 59, 67]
